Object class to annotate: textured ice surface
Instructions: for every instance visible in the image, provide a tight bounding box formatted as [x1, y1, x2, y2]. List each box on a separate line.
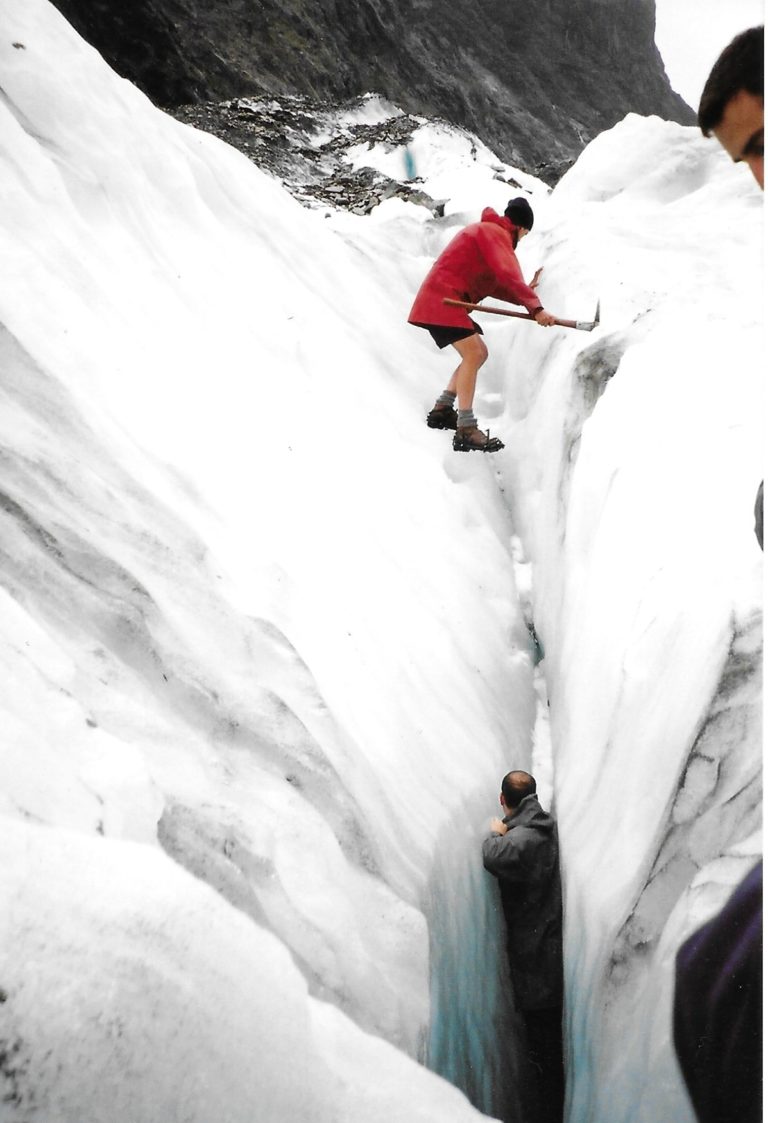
[493, 114, 762, 1123]
[0, 3, 528, 1120]
[1, 817, 503, 1123]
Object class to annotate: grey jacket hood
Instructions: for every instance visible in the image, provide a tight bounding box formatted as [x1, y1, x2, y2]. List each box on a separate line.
[504, 793, 555, 832]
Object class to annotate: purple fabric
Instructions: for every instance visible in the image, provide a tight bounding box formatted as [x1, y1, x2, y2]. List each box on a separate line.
[673, 862, 763, 1123]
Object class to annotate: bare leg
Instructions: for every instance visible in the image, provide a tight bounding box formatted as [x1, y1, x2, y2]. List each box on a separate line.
[445, 333, 489, 412]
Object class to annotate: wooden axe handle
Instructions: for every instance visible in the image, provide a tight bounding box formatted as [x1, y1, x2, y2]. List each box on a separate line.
[442, 298, 598, 332]
[444, 298, 534, 322]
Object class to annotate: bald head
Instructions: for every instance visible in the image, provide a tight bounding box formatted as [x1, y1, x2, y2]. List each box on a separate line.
[501, 770, 537, 811]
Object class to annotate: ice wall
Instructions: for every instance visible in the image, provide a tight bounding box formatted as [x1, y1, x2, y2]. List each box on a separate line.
[2, 3, 762, 1121]
[491, 115, 763, 1123]
[0, 3, 537, 1120]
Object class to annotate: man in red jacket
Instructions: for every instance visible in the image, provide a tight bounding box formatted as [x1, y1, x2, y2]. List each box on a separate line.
[408, 197, 556, 452]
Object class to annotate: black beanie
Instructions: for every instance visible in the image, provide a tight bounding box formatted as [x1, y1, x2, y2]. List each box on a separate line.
[504, 196, 534, 230]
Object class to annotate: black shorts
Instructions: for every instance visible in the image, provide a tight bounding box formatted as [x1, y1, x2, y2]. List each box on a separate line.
[421, 322, 483, 349]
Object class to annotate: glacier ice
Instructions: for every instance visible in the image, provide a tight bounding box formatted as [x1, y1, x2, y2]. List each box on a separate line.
[493, 114, 762, 1123]
[0, 2, 762, 1122]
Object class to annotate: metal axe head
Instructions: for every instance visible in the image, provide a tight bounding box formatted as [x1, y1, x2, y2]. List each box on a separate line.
[575, 301, 600, 332]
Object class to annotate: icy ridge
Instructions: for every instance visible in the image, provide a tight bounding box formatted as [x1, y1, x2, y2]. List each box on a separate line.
[495, 114, 763, 1123]
[1, 4, 534, 1121]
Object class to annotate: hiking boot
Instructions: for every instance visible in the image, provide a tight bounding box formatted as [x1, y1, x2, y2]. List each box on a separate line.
[453, 425, 505, 453]
[426, 404, 458, 430]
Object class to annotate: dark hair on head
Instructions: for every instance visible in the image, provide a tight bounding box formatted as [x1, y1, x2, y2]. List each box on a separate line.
[698, 26, 764, 135]
[501, 770, 536, 809]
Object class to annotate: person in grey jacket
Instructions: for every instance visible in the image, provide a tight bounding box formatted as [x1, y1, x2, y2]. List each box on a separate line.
[483, 770, 564, 1123]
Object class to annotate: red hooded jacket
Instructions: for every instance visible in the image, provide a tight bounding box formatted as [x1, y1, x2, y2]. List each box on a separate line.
[408, 207, 542, 330]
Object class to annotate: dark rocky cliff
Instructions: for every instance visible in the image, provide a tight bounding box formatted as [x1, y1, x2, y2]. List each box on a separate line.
[49, 0, 694, 179]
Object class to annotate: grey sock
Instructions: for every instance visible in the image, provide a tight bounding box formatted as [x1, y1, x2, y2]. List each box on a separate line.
[458, 409, 477, 428]
[437, 391, 457, 407]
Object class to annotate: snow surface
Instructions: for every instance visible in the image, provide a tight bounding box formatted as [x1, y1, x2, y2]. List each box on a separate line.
[493, 115, 763, 1123]
[344, 118, 547, 213]
[0, 2, 763, 1123]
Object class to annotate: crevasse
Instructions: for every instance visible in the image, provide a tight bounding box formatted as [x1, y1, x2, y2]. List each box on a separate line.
[0, 4, 761, 1123]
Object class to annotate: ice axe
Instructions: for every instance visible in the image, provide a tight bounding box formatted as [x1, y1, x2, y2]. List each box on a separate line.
[442, 297, 601, 332]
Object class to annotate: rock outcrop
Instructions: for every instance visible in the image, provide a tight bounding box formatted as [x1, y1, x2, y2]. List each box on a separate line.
[48, 0, 693, 182]
[172, 95, 449, 215]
